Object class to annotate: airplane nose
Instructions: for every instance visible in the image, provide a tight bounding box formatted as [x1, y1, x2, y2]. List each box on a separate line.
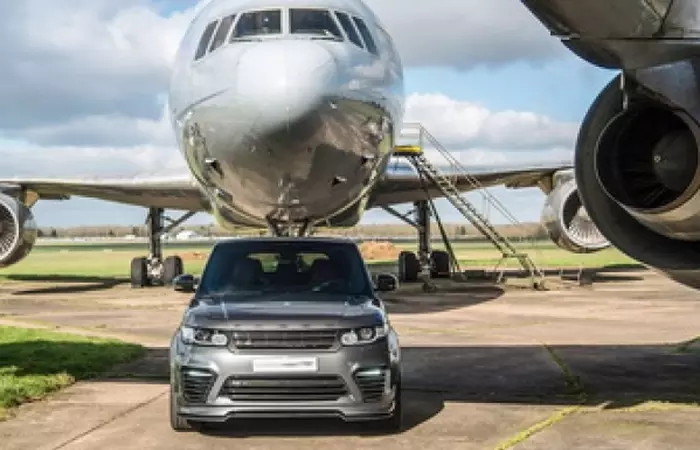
[235, 41, 339, 131]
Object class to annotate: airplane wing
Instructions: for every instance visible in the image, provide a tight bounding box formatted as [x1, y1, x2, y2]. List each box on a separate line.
[0, 175, 209, 211]
[367, 162, 571, 208]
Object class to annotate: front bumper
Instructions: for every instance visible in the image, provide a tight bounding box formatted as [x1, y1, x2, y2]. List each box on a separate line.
[170, 337, 400, 423]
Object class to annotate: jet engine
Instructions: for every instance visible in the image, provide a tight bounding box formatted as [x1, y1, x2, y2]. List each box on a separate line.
[575, 73, 700, 290]
[541, 172, 610, 253]
[0, 193, 38, 268]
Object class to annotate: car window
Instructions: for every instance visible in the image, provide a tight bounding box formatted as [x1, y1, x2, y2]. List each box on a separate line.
[197, 241, 372, 298]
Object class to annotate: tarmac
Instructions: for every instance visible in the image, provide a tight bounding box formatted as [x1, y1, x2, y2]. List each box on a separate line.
[1, 267, 700, 449]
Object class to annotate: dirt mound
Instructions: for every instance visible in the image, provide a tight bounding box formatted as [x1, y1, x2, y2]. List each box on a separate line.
[358, 241, 400, 261]
[180, 251, 209, 261]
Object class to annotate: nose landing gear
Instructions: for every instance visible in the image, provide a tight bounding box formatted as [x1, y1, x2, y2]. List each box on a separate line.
[130, 207, 196, 288]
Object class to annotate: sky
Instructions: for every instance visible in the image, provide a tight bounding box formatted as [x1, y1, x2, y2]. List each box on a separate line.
[0, 0, 617, 228]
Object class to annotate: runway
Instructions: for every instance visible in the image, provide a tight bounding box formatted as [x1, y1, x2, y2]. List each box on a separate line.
[1, 268, 700, 449]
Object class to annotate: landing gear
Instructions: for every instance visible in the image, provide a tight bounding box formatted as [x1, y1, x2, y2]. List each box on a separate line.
[130, 207, 196, 288]
[430, 250, 450, 279]
[398, 251, 420, 282]
[265, 218, 314, 237]
[383, 200, 457, 284]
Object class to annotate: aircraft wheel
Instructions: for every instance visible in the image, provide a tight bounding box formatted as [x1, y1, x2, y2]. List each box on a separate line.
[398, 251, 419, 282]
[130, 257, 149, 288]
[164, 256, 184, 286]
[430, 250, 450, 278]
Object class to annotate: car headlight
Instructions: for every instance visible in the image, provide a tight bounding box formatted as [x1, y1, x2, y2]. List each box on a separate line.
[340, 323, 389, 346]
[180, 325, 229, 346]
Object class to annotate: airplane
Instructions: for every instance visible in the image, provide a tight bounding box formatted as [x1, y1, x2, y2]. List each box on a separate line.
[0, 0, 609, 288]
[519, 0, 700, 291]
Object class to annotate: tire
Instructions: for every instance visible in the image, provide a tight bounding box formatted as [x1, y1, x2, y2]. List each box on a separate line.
[373, 380, 402, 434]
[398, 251, 419, 282]
[130, 257, 149, 288]
[429, 250, 450, 278]
[169, 381, 194, 432]
[164, 256, 184, 285]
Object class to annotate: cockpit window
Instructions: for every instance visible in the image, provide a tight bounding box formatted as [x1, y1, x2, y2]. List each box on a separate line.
[334, 11, 363, 47]
[352, 17, 378, 55]
[195, 20, 219, 60]
[231, 10, 282, 39]
[209, 14, 236, 52]
[290, 9, 343, 39]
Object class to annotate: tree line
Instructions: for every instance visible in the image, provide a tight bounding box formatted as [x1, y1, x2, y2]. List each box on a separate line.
[38, 222, 551, 241]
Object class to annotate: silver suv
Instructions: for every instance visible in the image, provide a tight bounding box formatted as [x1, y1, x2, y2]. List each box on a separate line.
[168, 237, 402, 433]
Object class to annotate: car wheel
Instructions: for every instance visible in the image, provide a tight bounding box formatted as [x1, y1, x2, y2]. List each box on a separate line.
[373, 381, 403, 434]
[169, 382, 193, 432]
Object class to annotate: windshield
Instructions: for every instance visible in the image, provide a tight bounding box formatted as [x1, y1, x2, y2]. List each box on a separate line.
[290, 9, 343, 39]
[231, 10, 282, 39]
[197, 240, 373, 298]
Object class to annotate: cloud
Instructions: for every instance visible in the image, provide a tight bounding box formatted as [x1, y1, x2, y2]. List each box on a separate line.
[0, 0, 571, 150]
[0, 0, 576, 227]
[0, 140, 185, 178]
[2, 103, 176, 147]
[0, 0, 200, 130]
[370, 0, 566, 70]
[401, 93, 579, 151]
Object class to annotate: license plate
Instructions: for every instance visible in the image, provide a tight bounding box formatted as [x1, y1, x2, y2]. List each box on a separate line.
[252, 357, 319, 373]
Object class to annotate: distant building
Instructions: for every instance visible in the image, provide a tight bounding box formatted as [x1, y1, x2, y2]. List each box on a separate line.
[175, 230, 200, 240]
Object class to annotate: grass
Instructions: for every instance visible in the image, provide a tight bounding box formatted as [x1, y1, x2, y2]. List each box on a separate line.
[0, 325, 145, 420]
[0, 240, 636, 280]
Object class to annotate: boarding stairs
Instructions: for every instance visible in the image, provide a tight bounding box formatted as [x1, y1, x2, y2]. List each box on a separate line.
[393, 123, 544, 285]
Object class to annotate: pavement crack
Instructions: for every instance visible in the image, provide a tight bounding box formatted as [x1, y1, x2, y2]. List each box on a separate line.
[543, 344, 586, 401]
[492, 344, 588, 450]
[675, 335, 700, 353]
[50, 388, 167, 450]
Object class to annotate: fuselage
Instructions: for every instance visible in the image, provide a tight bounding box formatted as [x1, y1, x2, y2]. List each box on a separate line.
[168, 0, 404, 230]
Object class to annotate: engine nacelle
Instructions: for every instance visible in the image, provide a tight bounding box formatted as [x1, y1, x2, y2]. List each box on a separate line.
[541, 171, 610, 253]
[575, 72, 700, 290]
[0, 193, 38, 268]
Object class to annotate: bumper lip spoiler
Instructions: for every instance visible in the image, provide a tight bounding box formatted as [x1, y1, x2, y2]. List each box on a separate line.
[178, 409, 394, 423]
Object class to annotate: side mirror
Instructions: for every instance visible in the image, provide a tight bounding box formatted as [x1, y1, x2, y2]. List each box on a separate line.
[173, 274, 197, 293]
[375, 273, 398, 292]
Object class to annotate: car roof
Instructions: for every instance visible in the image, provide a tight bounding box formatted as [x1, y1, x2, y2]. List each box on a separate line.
[212, 236, 358, 247]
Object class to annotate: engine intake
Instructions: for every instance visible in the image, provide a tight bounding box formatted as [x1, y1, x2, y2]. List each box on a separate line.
[541, 173, 610, 253]
[575, 74, 700, 290]
[595, 101, 700, 241]
[0, 193, 38, 268]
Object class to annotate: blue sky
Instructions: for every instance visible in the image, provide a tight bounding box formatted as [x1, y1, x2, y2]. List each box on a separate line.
[0, 0, 617, 228]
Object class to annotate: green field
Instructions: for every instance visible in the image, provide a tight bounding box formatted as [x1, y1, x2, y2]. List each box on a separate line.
[0, 240, 636, 280]
[0, 326, 144, 420]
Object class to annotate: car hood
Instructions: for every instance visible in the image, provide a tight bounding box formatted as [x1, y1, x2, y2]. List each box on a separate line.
[183, 293, 384, 330]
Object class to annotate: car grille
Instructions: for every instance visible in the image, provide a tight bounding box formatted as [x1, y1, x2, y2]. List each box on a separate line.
[220, 375, 349, 402]
[354, 368, 389, 402]
[180, 368, 215, 403]
[229, 330, 339, 350]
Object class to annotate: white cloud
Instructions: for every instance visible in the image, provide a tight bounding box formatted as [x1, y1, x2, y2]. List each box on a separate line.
[402, 93, 579, 150]
[370, 0, 566, 69]
[0, 0, 576, 226]
[0, 0, 201, 130]
[0, 141, 186, 178]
